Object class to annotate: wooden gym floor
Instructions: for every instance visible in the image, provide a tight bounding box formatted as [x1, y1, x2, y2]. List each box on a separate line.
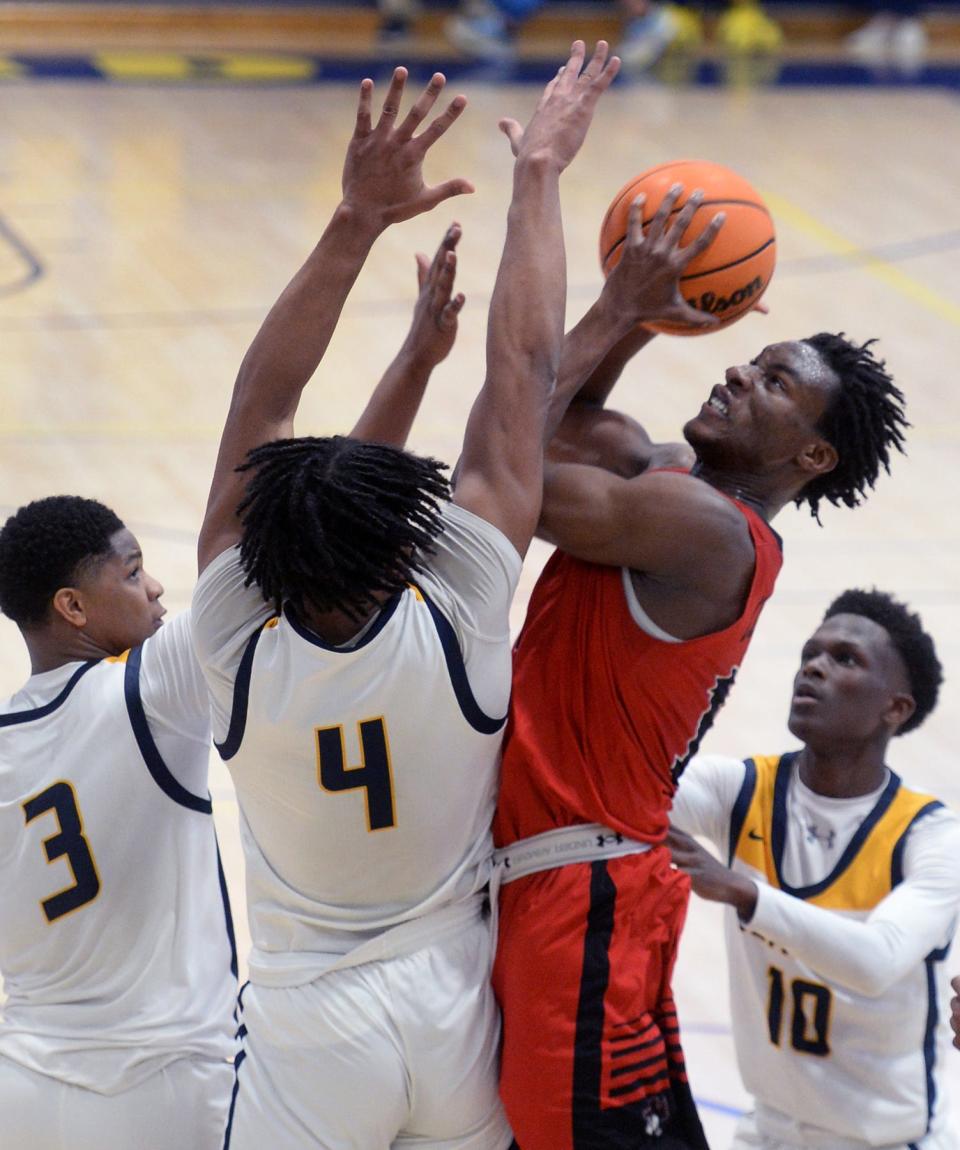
[0, 22, 958, 1143]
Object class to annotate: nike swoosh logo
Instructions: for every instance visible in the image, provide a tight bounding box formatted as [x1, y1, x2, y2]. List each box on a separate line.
[748, 830, 764, 842]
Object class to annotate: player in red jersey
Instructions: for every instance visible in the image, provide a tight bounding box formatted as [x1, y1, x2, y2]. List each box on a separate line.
[491, 193, 911, 1150]
[952, 976, 960, 1050]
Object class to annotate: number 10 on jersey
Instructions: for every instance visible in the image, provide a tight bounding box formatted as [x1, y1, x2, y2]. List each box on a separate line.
[315, 718, 396, 832]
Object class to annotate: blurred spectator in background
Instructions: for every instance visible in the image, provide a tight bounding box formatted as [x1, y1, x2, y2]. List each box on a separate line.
[446, 0, 782, 68]
[846, 0, 928, 68]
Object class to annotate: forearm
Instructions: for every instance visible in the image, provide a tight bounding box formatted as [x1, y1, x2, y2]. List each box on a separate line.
[198, 203, 382, 571]
[349, 343, 432, 447]
[748, 887, 914, 996]
[542, 300, 653, 443]
[485, 156, 565, 393]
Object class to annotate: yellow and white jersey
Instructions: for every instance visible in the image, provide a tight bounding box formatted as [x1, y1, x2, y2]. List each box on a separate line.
[192, 501, 521, 988]
[0, 612, 238, 1094]
[673, 752, 960, 1148]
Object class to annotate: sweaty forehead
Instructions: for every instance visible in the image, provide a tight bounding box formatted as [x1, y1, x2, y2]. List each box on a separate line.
[760, 341, 838, 391]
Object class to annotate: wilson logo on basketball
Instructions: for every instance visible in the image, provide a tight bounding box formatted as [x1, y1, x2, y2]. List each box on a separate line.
[687, 276, 764, 316]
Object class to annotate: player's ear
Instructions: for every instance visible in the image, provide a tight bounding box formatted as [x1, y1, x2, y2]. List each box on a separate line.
[797, 437, 837, 478]
[885, 691, 916, 735]
[51, 587, 88, 630]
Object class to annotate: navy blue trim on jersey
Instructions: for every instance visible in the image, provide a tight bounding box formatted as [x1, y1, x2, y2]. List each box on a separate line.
[416, 584, 506, 735]
[771, 755, 901, 899]
[221, 1047, 246, 1150]
[215, 625, 265, 761]
[891, 800, 945, 887]
[285, 592, 401, 652]
[923, 940, 952, 1135]
[728, 757, 758, 866]
[0, 660, 98, 726]
[124, 646, 213, 813]
[215, 837, 239, 982]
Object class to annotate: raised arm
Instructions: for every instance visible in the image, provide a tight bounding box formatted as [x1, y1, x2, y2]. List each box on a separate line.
[450, 41, 619, 557]
[197, 70, 473, 574]
[350, 224, 465, 446]
[544, 189, 725, 474]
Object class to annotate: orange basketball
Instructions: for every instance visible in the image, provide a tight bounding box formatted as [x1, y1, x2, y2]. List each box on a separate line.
[598, 160, 776, 335]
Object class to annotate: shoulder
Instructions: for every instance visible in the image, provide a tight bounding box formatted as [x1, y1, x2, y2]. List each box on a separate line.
[437, 500, 523, 570]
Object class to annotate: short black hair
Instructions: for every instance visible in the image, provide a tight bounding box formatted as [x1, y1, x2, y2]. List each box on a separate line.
[0, 496, 125, 628]
[237, 435, 451, 621]
[799, 334, 908, 521]
[824, 587, 942, 735]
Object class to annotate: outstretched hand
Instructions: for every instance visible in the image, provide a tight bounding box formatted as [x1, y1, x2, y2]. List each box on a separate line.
[603, 185, 726, 331]
[405, 223, 465, 369]
[667, 827, 758, 919]
[499, 41, 621, 173]
[342, 69, 475, 230]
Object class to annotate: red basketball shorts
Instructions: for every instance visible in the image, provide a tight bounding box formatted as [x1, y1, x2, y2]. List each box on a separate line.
[493, 848, 708, 1150]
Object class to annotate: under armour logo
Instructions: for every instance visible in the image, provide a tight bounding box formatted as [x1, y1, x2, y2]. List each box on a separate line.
[596, 832, 625, 848]
[748, 829, 764, 842]
[804, 821, 835, 848]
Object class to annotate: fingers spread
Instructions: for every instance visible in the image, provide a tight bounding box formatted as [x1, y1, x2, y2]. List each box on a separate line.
[376, 66, 408, 129]
[354, 78, 375, 137]
[560, 40, 586, 86]
[669, 188, 704, 242]
[416, 94, 468, 151]
[498, 118, 523, 157]
[396, 72, 445, 142]
[415, 252, 430, 290]
[646, 183, 683, 245]
[418, 178, 475, 216]
[681, 211, 725, 265]
[626, 195, 647, 246]
[440, 293, 465, 330]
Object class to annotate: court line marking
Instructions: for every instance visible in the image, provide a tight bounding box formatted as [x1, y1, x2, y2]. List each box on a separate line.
[763, 192, 960, 329]
[1, 219, 959, 328]
[0, 214, 44, 297]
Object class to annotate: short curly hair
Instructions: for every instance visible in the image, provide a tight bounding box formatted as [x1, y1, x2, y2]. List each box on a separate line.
[824, 588, 942, 735]
[798, 333, 908, 522]
[0, 496, 125, 627]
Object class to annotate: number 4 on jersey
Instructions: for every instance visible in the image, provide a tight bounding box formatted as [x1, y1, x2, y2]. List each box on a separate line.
[315, 718, 396, 831]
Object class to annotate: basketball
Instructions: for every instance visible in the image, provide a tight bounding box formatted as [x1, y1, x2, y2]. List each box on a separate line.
[598, 159, 776, 335]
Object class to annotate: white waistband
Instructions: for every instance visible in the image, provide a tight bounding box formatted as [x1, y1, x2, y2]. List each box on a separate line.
[493, 823, 652, 885]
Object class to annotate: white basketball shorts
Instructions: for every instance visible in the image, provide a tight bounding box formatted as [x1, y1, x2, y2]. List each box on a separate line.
[0, 1053, 233, 1150]
[224, 913, 513, 1150]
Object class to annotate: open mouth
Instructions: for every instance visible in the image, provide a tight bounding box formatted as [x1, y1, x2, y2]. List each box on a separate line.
[705, 386, 730, 417]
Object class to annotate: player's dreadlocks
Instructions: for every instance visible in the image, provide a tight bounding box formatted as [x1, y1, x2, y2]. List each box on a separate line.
[0, 496, 125, 627]
[799, 333, 908, 522]
[237, 436, 451, 622]
[824, 587, 942, 735]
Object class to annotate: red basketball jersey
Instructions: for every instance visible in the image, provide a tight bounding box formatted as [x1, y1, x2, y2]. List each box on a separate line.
[494, 492, 782, 848]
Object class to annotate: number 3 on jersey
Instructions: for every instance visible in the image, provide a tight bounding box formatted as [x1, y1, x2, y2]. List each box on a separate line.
[23, 781, 101, 923]
[316, 718, 396, 831]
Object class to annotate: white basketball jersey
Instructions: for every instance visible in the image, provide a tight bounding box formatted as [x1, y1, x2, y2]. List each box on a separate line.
[0, 620, 237, 1094]
[726, 753, 956, 1146]
[193, 501, 520, 987]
